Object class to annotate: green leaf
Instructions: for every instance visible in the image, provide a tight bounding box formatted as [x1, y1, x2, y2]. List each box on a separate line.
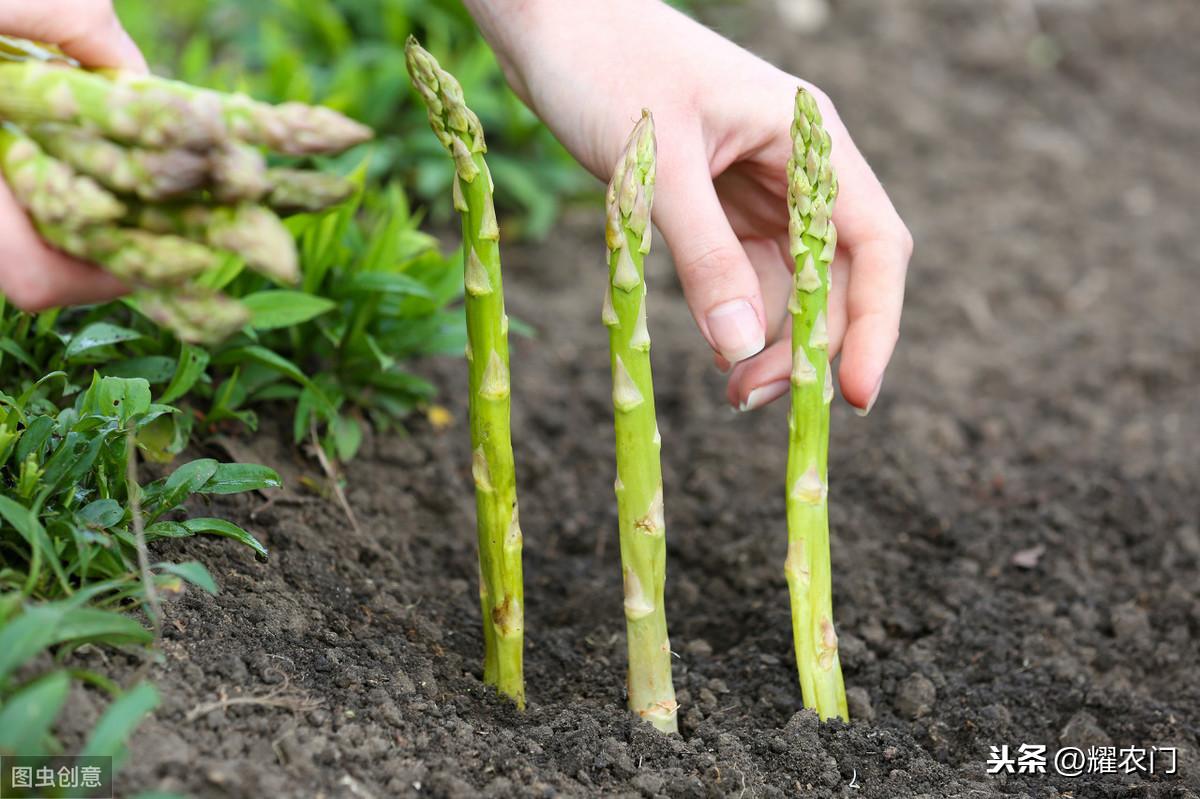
[332, 414, 363, 462]
[82, 681, 159, 766]
[103, 356, 178, 384]
[159, 344, 210, 405]
[157, 561, 218, 594]
[242, 290, 336, 330]
[0, 495, 69, 594]
[338, 272, 432, 299]
[78, 499, 124, 529]
[182, 517, 268, 558]
[200, 463, 282, 494]
[65, 323, 143, 360]
[54, 607, 152, 647]
[0, 671, 71, 755]
[83, 376, 152, 424]
[0, 605, 61, 682]
[215, 346, 336, 417]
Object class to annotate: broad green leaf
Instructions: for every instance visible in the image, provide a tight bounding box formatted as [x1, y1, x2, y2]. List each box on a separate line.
[0, 671, 71, 755]
[54, 607, 152, 647]
[200, 463, 282, 494]
[65, 323, 143, 360]
[0, 605, 62, 681]
[83, 376, 152, 424]
[332, 414, 363, 462]
[338, 272, 432, 299]
[242, 290, 336, 330]
[182, 517, 268, 558]
[78, 499, 124, 529]
[103, 356, 178, 384]
[157, 561, 218, 594]
[82, 681, 159, 766]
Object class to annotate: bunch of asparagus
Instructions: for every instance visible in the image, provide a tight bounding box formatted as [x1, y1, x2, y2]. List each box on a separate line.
[405, 38, 526, 708]
[0, 44, 370, 342]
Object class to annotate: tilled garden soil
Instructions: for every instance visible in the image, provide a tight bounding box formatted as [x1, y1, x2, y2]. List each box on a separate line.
[70, 2, 1200, 797]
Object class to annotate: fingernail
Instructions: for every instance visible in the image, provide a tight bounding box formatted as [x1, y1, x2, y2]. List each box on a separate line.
[854, 378, 883, 417]
[739, 380, 790, 412]
[706, 300, 765, 364]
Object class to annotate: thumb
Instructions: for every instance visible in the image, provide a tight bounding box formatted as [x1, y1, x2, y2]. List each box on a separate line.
[1, 0, 147, 72]
[654, 144, 766, 365]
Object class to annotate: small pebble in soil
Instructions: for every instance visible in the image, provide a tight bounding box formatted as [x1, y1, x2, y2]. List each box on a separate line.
[1058, 710, 1111, 748]
[894, 673, 937, 719]
[845, 686, 874, 721]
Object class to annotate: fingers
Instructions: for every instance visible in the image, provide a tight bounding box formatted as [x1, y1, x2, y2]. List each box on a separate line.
[837, 235, 909, 414]
[0, 0, 147, 71]
[654, 142, 767, 365]
[0, 181, 126, 310]
[812, 100, 912, 414]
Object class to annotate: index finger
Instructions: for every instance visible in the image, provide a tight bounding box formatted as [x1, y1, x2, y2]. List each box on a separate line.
[822, 119, 912, 413]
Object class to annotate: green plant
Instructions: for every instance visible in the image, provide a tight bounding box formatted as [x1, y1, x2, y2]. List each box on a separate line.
[0, 372, 278, 778]
[0, 175, 465, 464]
[406, 38, 524, 707]
[784, 88, 847, 721]
[603, 112, 678, 733]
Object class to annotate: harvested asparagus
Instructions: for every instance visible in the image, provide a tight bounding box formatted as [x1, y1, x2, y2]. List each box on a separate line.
[136, 289, 250, 344]
[0, 60, 372, 154]
[208, 141, 270, 203]
[0, 124, 124, 226]
[265, 168, 356, 214]
[604, 111, 678, 733]
[406, 37, 525, 708]
[784, 88, 848, 721]
[0, 38, 371, 343]
[133, 204, 298, 285]
[28, 123, 208, 200]
[38, 224, 220, 286]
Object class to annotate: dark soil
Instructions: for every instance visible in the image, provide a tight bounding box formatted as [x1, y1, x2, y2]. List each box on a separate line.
[68, 1, 1200, 797]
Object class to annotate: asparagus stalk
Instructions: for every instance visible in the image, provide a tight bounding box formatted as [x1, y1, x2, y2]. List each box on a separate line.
[136, 289, 250, 345]
[209, 142, 270, 203]
[405, 37, 525, 708]
[784, 88, 847, 722]
[38, 224, 221, 286]
[98, 70, 373, 155]
[0, 60, 224, 149]
[27, 123, 207, 200]
[133, 203, 298, 285]
[264, 168, 357, 214]
[604, 111, 678, 733]
[0, 124, 124, 226]
[0, 60, 372, 154]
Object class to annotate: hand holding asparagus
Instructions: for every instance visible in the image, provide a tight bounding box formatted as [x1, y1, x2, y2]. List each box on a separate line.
[0, 48, 369, 342]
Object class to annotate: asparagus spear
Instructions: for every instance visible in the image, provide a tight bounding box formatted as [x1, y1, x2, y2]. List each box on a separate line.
[405, 37, 525, 708]
[38, 224, 220, 286]
[0, 60, 224, 149]
[136, 289, 250, 345]
[0, 60, 372, 154]
[0, 124, 124, 226]
[27, 123, 207, 200]
[99, 70, 373, 155]
[784, 88, 847, 721]
[209, 141, 270, 203]
[265, 168, 356, 214]
[604, 111, 678, 733]
[134, 203, 298, 285]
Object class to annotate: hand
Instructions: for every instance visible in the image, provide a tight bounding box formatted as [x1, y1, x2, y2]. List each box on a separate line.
[466, 0, 912, 413]
[0, 0, 146, 310]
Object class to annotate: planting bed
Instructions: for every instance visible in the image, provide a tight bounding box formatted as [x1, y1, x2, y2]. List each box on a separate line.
[62, 1, 1199, 796]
